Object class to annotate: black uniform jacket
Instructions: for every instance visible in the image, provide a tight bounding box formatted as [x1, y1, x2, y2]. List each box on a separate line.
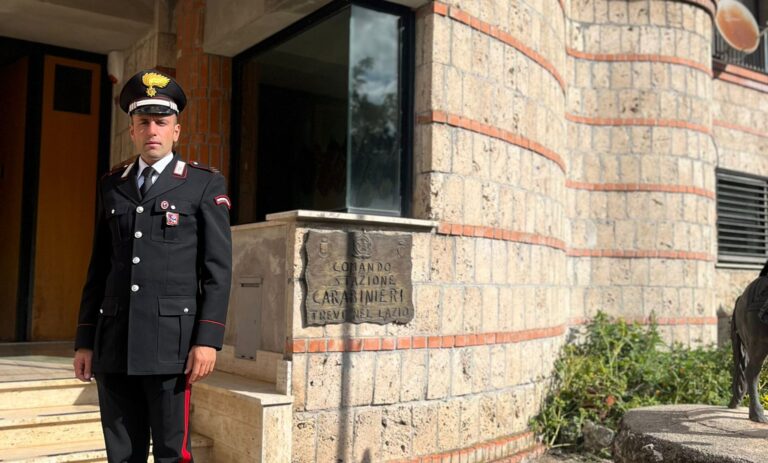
[75, 154, 232, 375]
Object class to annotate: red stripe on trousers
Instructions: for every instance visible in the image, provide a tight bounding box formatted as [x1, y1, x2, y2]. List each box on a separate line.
[181, 374, 192, 462]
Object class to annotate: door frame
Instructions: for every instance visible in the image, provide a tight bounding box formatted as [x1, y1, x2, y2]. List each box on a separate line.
[0, 37, 112, 341]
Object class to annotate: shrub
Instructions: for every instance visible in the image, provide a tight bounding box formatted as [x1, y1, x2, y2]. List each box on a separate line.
[531, 312, 732, 454]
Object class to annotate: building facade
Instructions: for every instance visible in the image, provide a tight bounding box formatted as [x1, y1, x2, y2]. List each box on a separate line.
[2, 0, 768, 461]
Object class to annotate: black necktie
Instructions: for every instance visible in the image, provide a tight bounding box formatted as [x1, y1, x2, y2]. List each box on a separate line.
[139, 167, 155, 199]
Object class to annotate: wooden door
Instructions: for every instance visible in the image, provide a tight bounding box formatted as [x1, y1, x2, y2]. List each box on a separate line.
[31, 56, 101, 340]
[0, 58, 28, 341]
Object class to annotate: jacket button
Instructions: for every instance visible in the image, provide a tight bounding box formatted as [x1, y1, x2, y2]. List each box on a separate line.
[99, 309, 103, 314]
[131, 284, 139, 292]
[134, 231, 143, 239]
[136, 206, 144, 213]
[183, 308, 189, 313]
[111, 209, 115, 214]
[132, 256, 141, 264]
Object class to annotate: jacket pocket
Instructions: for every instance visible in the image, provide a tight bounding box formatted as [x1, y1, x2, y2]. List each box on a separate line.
[105, 204, 133, 243]
[151, 199, 196, 243]
[94, 298, 119, 362]
[157, 296, 197, 363]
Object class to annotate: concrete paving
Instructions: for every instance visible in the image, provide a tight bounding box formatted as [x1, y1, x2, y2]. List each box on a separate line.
[614, 404, 768, 462]
[0, 341, 72, 382]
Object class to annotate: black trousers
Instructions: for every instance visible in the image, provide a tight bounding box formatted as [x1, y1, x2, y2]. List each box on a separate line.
[95, 373, 193, 463]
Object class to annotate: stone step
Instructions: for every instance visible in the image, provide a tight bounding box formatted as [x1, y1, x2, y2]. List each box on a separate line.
[0, 433, 213, 462]
[0, 379, 97, 411]
[0, 404, 102, 449]
[190, 370, 293, 462]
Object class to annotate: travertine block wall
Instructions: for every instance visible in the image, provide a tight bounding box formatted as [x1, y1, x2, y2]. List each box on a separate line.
[566, 0, 717, 345]
[288, 221, 562, 462]
[102, 0, 768, 461]
[712, 72, 768, 321]
[290, 0, 571, 461]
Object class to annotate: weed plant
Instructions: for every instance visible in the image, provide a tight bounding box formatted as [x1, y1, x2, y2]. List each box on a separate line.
[532, 312, 733, 454]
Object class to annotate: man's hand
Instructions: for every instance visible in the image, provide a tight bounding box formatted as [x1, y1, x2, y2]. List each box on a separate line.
[185, 346, 217, 383]
[73, 348, 94, 382]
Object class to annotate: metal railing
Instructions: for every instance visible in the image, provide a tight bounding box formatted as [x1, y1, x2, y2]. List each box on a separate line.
[713, 30, 768, 73]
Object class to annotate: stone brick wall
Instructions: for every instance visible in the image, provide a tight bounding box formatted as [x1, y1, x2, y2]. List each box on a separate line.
[283, 0, 572, 460]
[102, 0, 768, 461]
[288, 222, 558, 462]
[566, 0, 718, 345]
[712, 66, 768, 321]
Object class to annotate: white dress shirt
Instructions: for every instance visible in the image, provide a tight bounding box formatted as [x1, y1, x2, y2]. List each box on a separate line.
[137, 152, 174, 189]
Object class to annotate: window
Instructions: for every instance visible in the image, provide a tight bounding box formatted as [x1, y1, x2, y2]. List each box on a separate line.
[717, 169, 768, 266]
[231, 1, 413, 224]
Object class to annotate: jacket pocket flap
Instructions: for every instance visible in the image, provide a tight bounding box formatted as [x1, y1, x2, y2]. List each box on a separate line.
[105, 204, 132, 216]
[100, 298, 119, 316]
[158, 297, 197, 316]
[154, 199, 194, 215]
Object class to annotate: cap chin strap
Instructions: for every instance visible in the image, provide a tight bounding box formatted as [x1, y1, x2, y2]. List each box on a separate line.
[129, 98, 178, 113]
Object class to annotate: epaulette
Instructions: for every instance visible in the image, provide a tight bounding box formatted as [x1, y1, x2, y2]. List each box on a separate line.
[188, 160, 220, 173]
[103, 155, 138, 177]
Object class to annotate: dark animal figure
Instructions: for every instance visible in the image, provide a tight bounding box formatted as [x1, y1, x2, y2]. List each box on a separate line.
[729, 260, 768, 422]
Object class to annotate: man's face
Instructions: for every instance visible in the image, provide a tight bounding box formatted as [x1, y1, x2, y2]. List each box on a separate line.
[130, 113, 181, 164]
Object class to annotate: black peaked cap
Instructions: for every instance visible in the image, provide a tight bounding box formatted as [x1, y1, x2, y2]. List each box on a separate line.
[119, 69, 187, 115]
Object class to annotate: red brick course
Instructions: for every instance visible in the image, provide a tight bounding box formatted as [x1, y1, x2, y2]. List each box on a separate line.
[386, 432, 543, 463]
[435, 222, 567, 252]
[290, 325, 565, 354]
[714, 61, 768, 94]
[713, 119, 768, 139]
[566, 47, 712, 76]
[566, 248, 714, 261]
[434, 220, 714, 262]
[418, 110, 566, 172]
[566, 180, 715, 199]
[566, 113, 711, 135]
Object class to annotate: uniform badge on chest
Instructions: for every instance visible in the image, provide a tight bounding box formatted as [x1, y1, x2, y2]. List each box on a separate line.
[165, 211, 179, 227]
[160, 200, 170, 210]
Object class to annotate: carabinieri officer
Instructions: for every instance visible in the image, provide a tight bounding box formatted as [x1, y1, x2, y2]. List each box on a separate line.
[73, 69, 232, 463]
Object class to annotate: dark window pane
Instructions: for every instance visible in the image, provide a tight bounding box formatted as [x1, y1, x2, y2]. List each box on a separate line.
[54, 64, 91, 114]
[347, 6, 402, 214]
[233, 3, 410, 224]
[237, 8, 350, 223]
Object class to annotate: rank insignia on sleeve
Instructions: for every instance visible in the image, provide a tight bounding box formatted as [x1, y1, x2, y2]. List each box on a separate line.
[214, 195, 232, 210]
[165, 212, 179, 227]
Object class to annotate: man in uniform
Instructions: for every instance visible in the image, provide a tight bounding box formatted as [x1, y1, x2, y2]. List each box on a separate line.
[73, 69, 232, 463]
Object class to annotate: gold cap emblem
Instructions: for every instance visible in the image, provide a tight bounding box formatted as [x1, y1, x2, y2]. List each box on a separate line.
[141, 72, 170, 97]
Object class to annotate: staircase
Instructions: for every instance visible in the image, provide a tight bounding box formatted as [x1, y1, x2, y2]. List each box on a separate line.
[0, 344, 293, 462]
[0, 377, 213, 462]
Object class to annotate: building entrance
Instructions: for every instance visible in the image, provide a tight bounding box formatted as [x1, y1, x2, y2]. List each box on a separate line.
[0, 41, 108, 341]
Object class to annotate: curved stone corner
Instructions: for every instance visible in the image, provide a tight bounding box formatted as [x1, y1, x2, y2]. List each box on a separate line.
[613, 404, 767, 463]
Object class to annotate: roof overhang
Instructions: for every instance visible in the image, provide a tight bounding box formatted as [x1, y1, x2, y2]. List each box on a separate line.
[204, 0, 430, 57]
[0, 0, 154, 54]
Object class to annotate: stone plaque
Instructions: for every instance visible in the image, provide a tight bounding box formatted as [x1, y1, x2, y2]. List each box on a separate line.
[304, 231, 414, 325]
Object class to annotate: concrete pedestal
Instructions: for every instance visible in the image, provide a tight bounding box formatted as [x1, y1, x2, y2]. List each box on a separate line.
[614, 404, 768, 463]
